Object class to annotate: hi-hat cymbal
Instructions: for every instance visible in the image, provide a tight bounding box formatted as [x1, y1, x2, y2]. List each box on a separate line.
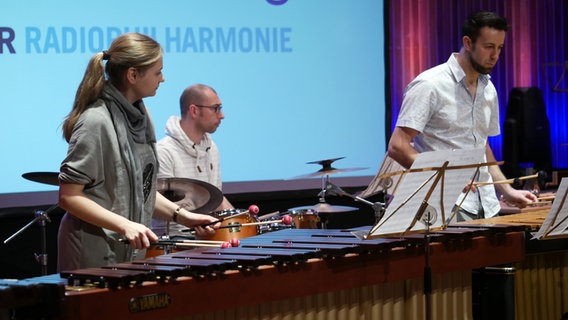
[290, 202, 358, 213]
[22, 172, 59, 186]
[157, 177, 223, 214]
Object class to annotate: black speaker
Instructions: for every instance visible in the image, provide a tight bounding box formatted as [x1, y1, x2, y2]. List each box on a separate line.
[472, 265, 516, 320]
[502, 87, 552, 181]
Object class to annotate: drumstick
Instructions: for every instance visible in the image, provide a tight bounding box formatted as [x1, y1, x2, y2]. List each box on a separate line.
[156, 239, 225, 245]
[153, 238, 241, 248]
[217, 215, 293, 229]
[474, 173, 540, 187]
[181, 209, 282, 232]
[168, 238, 241, 247]
[529, 200, 552, 206]
[199, 204, 260, 228]
[175, 239, 226, 244]
[173, 242, 229, 248]
[173, 241, 240, 248]
[537, 195, 555, 201]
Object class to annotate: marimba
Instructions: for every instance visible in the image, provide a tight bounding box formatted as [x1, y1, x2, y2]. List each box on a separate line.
[460, 208, 568, 320]
[7, 224, 524, 320]
[0, 278, 64, 319]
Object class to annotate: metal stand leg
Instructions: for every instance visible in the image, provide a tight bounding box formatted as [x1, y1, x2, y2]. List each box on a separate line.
[4, 204, 58, 276]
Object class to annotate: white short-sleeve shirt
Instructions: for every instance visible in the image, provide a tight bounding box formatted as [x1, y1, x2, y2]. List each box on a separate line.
[396, 53, 501, 217]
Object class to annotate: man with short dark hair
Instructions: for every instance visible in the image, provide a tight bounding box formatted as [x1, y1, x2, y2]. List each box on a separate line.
[387, 11, 537, 221]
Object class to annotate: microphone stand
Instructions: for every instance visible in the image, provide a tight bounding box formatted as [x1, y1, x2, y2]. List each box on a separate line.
[418, 203, 436, 320]
[4, 203, 58, 276]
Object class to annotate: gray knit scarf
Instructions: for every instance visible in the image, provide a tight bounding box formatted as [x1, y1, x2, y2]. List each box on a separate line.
[101, 83, 156, 224]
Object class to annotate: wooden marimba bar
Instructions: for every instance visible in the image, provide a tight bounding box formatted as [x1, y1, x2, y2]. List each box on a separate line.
[61, 229, 406, 289]
[46, 225, 526, 320]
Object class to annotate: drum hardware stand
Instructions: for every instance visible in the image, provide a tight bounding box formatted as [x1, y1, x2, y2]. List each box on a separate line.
[316, 175, 333, 229]
[3, 203, 59, 276]
[163, 220, 173, 255]
[294, 157, 364, 229]
[324, 181, 389, 224]
[156, 234, 174, 255]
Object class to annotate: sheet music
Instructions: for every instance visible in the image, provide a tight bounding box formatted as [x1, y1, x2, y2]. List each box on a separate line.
[533, 177, 568, 240]
[368, 148, 485, 237]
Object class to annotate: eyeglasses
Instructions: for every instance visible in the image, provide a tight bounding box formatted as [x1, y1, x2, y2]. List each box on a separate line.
[194, 104, 223, 113]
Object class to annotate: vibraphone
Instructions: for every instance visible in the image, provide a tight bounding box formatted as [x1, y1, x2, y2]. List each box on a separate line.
[13, 225, 526, 320]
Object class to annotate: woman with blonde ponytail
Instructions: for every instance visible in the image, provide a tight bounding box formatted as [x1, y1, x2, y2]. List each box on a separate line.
[58, 32, 219, 271]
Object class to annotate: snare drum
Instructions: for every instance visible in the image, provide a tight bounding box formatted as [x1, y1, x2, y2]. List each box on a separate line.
[197, 209, 258, 241]
[287, 209, 320, 229]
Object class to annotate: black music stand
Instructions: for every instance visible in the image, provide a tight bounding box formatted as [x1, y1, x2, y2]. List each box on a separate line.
[542, 61, 568, 92]
[533, 177, 568, 240]
[358, 153, 405, 199]
[358, 148, 489, 320]
[364, 149, 487, 238]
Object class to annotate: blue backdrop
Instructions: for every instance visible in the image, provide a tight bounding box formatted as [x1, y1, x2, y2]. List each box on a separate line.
[0, 0, 386, 198]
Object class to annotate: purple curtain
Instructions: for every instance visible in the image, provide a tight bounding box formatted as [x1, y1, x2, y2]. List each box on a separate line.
[387, 0, 568, 169]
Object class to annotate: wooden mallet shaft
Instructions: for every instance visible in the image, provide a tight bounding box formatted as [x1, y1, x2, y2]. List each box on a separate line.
[474, 173, 539, 187]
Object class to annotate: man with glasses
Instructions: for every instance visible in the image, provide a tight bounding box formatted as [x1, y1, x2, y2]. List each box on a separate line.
[152, 84, 233, 236]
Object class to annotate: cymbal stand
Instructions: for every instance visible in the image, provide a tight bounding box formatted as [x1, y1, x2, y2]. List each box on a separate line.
[158, 235, 174, 255]
[317, 175, 330, 201]
[317, 175, 332, 229]
[163, 221, 173, 255]
[4, 203, 58, 276]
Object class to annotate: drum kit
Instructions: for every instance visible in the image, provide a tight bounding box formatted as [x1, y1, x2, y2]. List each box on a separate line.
[286, 157, 369, 228]
[13, 157, 370, 262]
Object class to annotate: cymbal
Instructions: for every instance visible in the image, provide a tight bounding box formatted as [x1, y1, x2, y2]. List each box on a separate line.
[307, 157, 345, 167]
[294, 157, 367, 179]
[157, 177, 223, 214]
[290, 202, 358, 213]
[296, 167, 367, 179]
[294, 167, 367, 179]
[22, 172, 59, 186]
